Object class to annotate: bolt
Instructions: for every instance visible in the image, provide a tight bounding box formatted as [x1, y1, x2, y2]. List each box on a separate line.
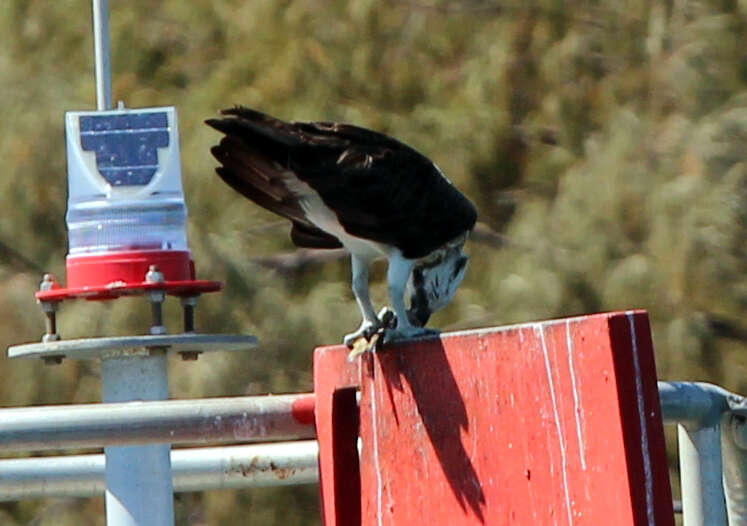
[38, 274, 62, 341]
[145, 265, 167, 335]
[181, 296, 198, 333]
[149, 300, 166, 335]
[45, 312, 55, 334]
[145, 265, 165, 284]
[42, 329, 60, 343]
[42, 318, 60, 342]
[39, 273, 59, 291]
[147, 290, 166, 303]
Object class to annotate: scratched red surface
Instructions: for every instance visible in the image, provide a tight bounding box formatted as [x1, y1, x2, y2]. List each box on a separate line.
[314, 311, 674, 526]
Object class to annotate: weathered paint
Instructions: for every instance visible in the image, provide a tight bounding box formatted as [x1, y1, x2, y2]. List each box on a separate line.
[314, 311, 674, 526]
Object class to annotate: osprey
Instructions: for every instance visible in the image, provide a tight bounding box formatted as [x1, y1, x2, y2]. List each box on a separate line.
[206, 107, 477, 346]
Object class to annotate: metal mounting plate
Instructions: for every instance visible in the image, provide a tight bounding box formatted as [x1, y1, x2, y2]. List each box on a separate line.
[36, 279, 222, 302]
[7, 333, 258, 362]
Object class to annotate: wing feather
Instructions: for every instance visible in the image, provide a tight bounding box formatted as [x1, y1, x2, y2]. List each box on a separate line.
[207, 107, 477, 258]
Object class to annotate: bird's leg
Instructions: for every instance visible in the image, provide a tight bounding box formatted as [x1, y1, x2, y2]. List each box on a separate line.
[344, 254, 381, 347]
[384, 253, 440, 343]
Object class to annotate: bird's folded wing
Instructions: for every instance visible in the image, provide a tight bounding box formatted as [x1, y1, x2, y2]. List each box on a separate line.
[210, 136, 342, 249]
[207, 109, 477, 258]
[291, 134, 477, 259]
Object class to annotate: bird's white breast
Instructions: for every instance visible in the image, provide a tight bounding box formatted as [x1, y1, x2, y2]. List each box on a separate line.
[281, 168, 390, 261]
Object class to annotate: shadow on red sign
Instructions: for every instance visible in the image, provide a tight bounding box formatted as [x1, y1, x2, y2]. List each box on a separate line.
[315, 311, 674, 526]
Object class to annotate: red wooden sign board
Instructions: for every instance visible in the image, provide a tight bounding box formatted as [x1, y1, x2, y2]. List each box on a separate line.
[314, 310, 674, 526]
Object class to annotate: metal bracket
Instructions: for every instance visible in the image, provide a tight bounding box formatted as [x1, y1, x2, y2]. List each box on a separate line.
[8, 333, 258, 364]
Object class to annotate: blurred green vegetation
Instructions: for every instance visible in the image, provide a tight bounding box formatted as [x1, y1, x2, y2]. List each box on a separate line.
[0, 0, 744, 523]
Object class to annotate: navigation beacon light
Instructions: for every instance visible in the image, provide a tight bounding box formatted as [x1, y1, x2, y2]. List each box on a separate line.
[64, 106, 191, 289]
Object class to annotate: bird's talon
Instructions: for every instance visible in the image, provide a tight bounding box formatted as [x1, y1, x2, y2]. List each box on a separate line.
[344, 320, 382, 348]
[362, 324, 379, 341]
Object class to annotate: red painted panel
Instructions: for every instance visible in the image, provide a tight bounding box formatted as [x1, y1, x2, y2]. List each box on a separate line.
[314, 346, 362, 526]
[314, 311, 674, 526]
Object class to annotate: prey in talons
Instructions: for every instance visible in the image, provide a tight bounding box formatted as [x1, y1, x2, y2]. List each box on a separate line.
[347, 307, 441, 361]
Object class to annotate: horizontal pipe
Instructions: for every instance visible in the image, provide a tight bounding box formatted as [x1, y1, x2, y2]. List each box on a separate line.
[658, 381, 731, 426]
[0, 394, 315, 452]
[0, 441, 319, 500]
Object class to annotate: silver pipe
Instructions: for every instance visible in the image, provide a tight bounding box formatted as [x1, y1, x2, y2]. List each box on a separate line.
[0, 394, 316, 452]
[172, 440, 319, 491]
[677, 423, 727, 526]
[658, 381, 747, 526]
[0, 441, 319, 501]
[101, 352, 173, 526]
[92, 0, 112, 110]
[658, 381, 729, 425]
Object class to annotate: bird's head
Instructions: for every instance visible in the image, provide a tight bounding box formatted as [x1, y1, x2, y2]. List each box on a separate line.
[406, 241, 470, 327]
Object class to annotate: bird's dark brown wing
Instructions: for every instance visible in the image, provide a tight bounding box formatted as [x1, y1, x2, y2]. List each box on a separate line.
[207, 107, 476, 258]
[208, 122, 342, 250]
[287, 122, 477, 258]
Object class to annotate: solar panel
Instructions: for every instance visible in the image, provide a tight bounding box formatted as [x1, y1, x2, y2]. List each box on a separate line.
[80, 112, 170, 186]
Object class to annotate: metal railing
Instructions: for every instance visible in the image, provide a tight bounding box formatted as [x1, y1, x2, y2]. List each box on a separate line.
[0, 441, 319, 500]
[0, 394, 315, 452]
[659, 382, 747, 526]
[0, 382, 744, 526]
[0, 393, 318, 502]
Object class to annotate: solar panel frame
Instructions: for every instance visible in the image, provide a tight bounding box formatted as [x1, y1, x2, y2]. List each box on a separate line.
[79, 112, 170, 186]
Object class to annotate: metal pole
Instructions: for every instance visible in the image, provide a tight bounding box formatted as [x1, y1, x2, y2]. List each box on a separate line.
[0, 393, 315, 452]
[659, 382, 735, 526]
[678, 423, 727, 526]
[722, 405, 747, 524]
[102, 352, 174, 526]
[0, 441, 319, 501]
[92, 0, 113, 110]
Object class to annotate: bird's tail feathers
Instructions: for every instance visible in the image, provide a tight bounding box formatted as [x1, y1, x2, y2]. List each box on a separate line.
[206, 106, 306, 152]
[211, 137, 287, 199]
[211, 136, 306, 225]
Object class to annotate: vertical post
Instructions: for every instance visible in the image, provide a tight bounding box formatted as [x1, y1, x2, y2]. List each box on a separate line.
[722, 412, 747, 525]
[92, 0, 113, 110]
[678, 423, 727, 526]
[102, 351, 174, 526]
